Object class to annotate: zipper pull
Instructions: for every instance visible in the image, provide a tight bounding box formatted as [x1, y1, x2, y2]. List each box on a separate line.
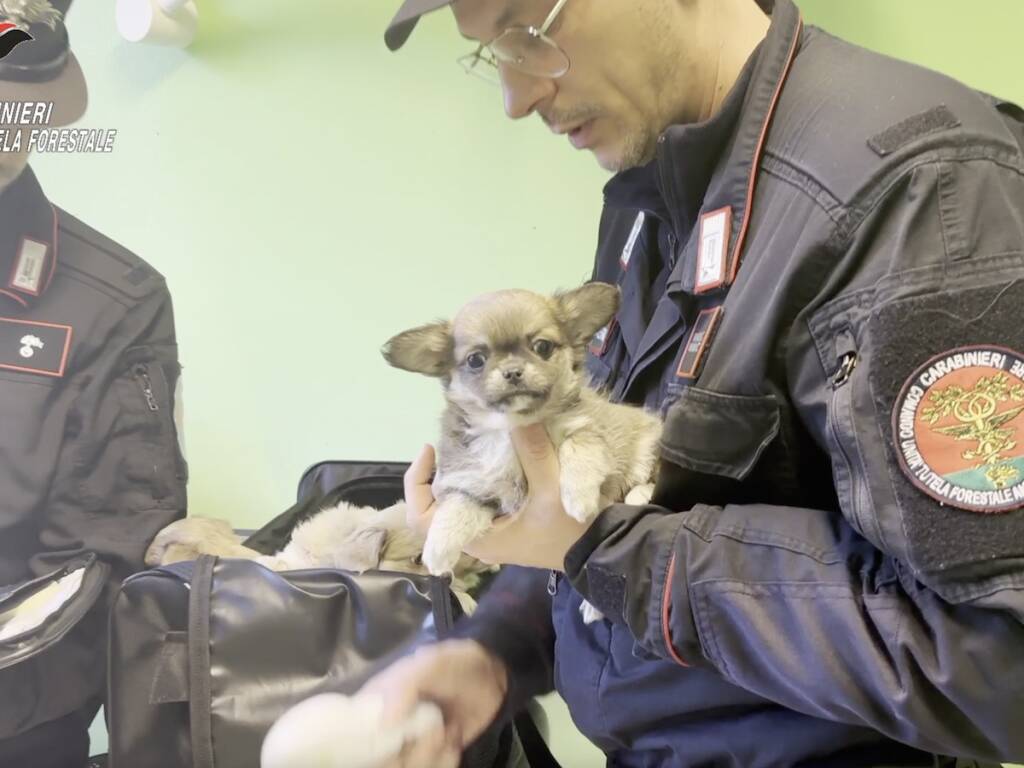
[546, 569, 559, 596]
[134, 364, 160, 411]
[832, 352, 858, 389]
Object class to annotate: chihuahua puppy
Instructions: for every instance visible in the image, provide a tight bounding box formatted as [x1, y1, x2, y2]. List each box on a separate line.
[382, 282, 662, 585]
[144, 502, 488, 613]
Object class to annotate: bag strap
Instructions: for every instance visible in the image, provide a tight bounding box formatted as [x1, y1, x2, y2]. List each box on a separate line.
[429, 575, 456, 638]
[188, 555, 217, 768]
[514, 708, 562, 768]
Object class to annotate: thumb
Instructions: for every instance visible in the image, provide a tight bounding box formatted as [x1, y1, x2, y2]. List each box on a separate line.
[510, 423, 560, 489]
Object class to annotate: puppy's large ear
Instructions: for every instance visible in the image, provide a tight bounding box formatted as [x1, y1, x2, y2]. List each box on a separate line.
[554, 282, 621, 348]
[382, 322, 453, 377]
[341, 527, 388, 572]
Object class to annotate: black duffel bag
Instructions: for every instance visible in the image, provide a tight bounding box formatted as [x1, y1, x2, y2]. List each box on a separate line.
[107, 461, 558, 768]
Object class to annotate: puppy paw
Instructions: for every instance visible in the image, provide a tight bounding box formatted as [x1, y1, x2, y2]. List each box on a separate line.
[560, 483, 600, 523]
[625, 483, 655, 506]
[422, 533, 463, 576]
[580, 601, 605, 625]
[144, 517, 233, 566]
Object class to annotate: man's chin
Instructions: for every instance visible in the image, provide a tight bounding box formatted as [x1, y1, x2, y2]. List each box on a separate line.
[592, 145, 639, 173]
[592, 132, 656, 173]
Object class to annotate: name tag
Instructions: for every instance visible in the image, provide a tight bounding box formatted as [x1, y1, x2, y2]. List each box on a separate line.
[9, 238, 49, 295]
[695, 208, 731, 294]
[620, 211, 645, 269]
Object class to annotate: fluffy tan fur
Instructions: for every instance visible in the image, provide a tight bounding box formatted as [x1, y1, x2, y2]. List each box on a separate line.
[144, 502, 488, 613]
[383, 283, 663, 582]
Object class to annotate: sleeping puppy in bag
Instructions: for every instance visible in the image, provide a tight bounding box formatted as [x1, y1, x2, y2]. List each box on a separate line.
[383, 282, 662, 623]
[144, 501, 488, 613]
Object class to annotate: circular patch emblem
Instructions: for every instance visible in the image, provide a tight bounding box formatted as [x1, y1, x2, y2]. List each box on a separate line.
[893, 345, 1024, 514]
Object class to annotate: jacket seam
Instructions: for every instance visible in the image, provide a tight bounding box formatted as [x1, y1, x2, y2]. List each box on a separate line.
[692, 587, 732, 680]
[827, 145, 1024, 256]
[680, 518, 843, 565]
[936, 160, 968, 261]
[761, 151, 844, 222]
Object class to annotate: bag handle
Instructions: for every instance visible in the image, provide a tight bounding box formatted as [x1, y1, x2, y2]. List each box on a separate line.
[188, 555, 217, 768]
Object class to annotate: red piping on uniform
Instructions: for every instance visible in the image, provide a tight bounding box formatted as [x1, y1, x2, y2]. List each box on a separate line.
[55, 323, 72, 377]
[0, 288, 27, 307]
[0, 316, 74, 377]
[661, 551, 690, 667]
[727, 17, 804, 285]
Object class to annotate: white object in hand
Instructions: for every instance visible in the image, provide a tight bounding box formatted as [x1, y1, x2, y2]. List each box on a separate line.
[260, 692, 443, 768]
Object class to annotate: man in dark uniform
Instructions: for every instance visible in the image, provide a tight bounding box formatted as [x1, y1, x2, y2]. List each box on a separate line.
[363, 0, 1024, 767]
[0, 2, 187, 765]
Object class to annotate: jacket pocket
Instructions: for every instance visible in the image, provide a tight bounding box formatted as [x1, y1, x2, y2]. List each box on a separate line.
[120, 348, 188, 505]
[822, 325, 884, 548]
[0, 553, 108, 671]
[660, 386, 781, 480]
[654, 387, 783, 512]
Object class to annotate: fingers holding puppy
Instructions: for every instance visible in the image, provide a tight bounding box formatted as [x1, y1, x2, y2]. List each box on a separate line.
[403, 444, 438, 537]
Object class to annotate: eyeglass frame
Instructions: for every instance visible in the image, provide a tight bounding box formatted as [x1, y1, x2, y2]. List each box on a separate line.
[457, 0, 572, 82]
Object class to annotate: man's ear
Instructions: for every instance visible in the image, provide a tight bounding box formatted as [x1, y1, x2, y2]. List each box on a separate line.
[343, 527, 388, 572]
[381, 322, 453, 377]
[554, 283, 621, 348]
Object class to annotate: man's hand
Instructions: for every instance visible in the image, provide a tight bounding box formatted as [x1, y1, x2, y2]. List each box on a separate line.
[360, 639, 509, 768]
[403, 425, 591, 571]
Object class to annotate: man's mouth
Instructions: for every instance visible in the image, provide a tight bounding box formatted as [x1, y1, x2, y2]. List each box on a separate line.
[549, 118, 596, 150]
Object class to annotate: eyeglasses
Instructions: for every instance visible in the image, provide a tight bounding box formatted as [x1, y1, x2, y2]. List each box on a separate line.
[457, 0, 572, 85]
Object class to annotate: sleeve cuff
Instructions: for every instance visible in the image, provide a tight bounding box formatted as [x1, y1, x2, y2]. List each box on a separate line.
[564, 503, 706, 666]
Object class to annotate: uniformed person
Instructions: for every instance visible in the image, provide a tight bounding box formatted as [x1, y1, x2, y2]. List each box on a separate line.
[362, 1, 1024, 766]
[0, 2, 187, 765]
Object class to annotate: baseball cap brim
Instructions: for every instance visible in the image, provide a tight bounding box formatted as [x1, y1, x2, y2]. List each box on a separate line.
[0, 52, 87, 128]
[385, 0, 452, 51]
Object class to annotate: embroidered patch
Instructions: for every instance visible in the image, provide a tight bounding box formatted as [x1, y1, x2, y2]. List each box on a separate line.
[620, 211, 645, 270]
[0, 316, 72, 377]
[892, 345, 1024, 514]
[695, 208, 732, 294]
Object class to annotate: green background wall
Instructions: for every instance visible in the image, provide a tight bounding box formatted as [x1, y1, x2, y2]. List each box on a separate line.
[45, 0, 1021, 763]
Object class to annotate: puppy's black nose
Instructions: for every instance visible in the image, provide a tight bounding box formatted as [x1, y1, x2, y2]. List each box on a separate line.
[502, 366, 524, 383]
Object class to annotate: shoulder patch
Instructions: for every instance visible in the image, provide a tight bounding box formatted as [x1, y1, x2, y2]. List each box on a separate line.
[867, 105, 961, 157]
[892, 345, 1024, 514]
[56, 209, 164, 301]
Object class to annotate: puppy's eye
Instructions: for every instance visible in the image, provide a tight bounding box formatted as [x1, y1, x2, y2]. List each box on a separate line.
[532, 339, 556, 359]
[412, 554, 423, 566]
[466, 352, 487, 370]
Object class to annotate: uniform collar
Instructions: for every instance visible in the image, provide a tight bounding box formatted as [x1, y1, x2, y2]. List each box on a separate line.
[603, 0, 803, 293]
[0, 166, 58, 312]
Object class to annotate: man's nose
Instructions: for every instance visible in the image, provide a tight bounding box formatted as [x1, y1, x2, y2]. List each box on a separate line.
[501, 65, 555, 120]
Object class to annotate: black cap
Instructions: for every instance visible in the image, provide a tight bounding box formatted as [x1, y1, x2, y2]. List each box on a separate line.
[385, 0, 452, 51]
[0, 0, 86, 126]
